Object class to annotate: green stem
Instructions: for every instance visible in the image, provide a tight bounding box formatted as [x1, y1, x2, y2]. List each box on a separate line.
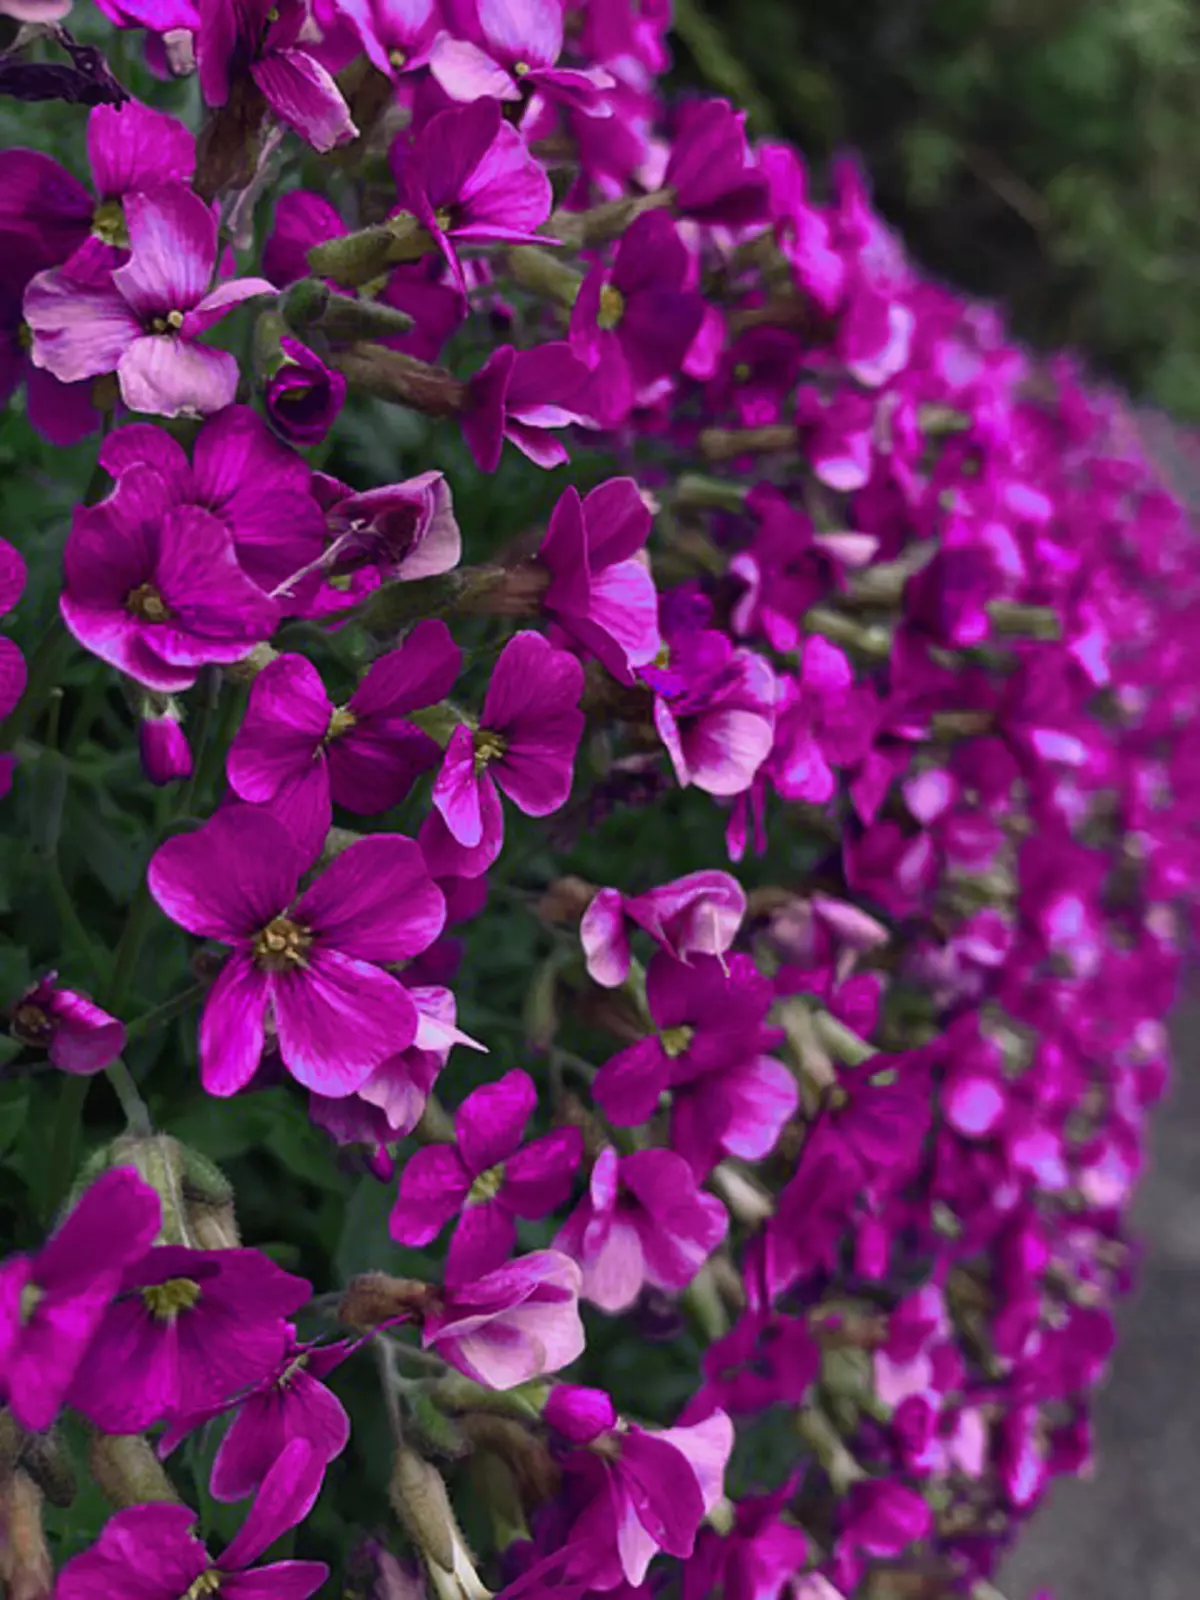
[178, 669, 221, 818]
[125, 983, 206, 1043]
[104, 1057, 153, 1136]
[44, 1075, 91, 1219]
[47, 857, 107, 976]
[103, 878, 157, 1019]
[0, 618, 72, 754]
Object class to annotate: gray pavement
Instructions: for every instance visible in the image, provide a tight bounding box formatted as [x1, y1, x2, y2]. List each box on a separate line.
[1001, 995, 1200, 1600]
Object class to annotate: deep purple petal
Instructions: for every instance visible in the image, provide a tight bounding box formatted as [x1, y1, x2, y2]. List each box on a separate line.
[88, 101, 196, 200]
[227, 653, 331, 804]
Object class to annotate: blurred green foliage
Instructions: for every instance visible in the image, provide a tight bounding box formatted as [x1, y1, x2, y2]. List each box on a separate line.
[675, 0, 1200, 417]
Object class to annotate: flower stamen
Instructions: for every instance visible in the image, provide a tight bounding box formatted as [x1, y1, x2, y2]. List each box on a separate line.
[142, 1277, 202, 1321]
[253, 917, 313, 973]
[126, 583, 172, 624]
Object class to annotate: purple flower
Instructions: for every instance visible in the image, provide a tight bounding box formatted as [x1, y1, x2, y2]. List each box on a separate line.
[57, 1439, 328, 1600]
[569, 213, 704, 425]
[138, 702, 193, 786]
[664, 99, 768, 228]
[580, 870, 746, 988]
[0, 231, 101, 448]
[0, 1167, 161, 1432]
[265, 336, 347, 446]
[830, 1479, 932, 1595]
[430, 0, 613, 116]
[335, 0, 442, 79]
[538, 478, 660, 683]
[554, 1147, 728, 1313]
[99, 407, 328, 596]
[592, 951, 779, 1126]
[670, 1052, 798, 1181]
[148, 806, 446, 1098]
[394, 100, 553, 291]
[227, 621, 460, 851]
[68, 1242, 311, 1433]
[60, 465, 281, 692]
[703, 1306, 819, 1416]
[321, 469, 462, 585]
[390, 1068, 583, 1282]
[424, 630, 584, 878]
[423, 1248, 585, 1389]
[768, 636, 877, 806]
[8, 971, 125, 1074]
[684, 1481, 810, 1600]
[25, 184, 275, 418]
[464, 339, 593, 472]
[159, 1332, 355, 1502]
[0, 536, 26, 724]
[198, 0, 357, 152]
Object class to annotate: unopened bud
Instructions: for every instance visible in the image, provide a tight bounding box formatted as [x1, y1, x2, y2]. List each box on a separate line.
[536, 876, 598, 928]
[389, 1450, 491, 1600]
[339, 1274, 436, 1330]
[332, 344, 468, 415]
[468, 1448, 532, 1551]
[699, 423, 799, 463]
[0, 1471, 51, 1600]
[87, 1433, 178, 1509]
[109, 1134, 189, 1245]
[460, 1417, 560, 1509]
[18, 1430, 76, 1510]
[138, 702, 192, 787]
[309, 214, 436, 288]
[505, 246, 582, 309]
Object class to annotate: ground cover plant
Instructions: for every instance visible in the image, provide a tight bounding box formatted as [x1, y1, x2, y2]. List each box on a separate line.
[1, 4, 1200, 1598]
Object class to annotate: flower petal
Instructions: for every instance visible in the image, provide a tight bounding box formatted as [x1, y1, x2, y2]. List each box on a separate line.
[199, 955, 269, 1099]
[251, 50, 358, 154]
[456, 1069, 537, 1174]
[114, 184, 217, 317]
[148, 804, 302, 941]
[117, 336, 239, 419]
[291, 835, 445, 962]
[272, 949, 419, 1094]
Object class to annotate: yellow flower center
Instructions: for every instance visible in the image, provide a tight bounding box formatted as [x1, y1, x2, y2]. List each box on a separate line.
[660, 1024, 694, 1059]
[467, 1164, 505, 1205]
[434, 207, 454, 232]
[514, 59, 531, 76]
[389, 46, 407, 67]
[184, 1574, 223, 1600]
[20, 1283, 44, 1324]
[473, 728, 508, 774]
[253, 917, 313, 973]
[92, 198, 129, 249]
[149, 310, 185, 334]
[326, 706, 357, 742]
[597, 285, 625, 332]
[126, 583, 172, 624]
[278, 1353, 310, 1389]
[142, 1277, 202, 1321]
[12, 1002, 52, 1045]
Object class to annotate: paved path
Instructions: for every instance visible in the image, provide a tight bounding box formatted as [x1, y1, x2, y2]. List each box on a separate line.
[1001, 994, 1200, 1600]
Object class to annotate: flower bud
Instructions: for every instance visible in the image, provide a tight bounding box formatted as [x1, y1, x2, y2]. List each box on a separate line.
[388, 1449, 490, 1600]
[0, 1470, 52, 1600]
[138, 704, 191, 787]
[339, 1273, 436, 1330]
[87, 1433, 179, 1509]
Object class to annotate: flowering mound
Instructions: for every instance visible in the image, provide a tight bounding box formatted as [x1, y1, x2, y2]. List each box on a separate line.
[0, 4, 1198, 1599]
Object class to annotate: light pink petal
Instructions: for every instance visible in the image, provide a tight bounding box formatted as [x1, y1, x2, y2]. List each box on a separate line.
[713, 1055, 799, 1160]
[479, 0, 562, 63]
[580, 888, 630, 988]
[116, 336, 239, 419]
[251, 50, 358, 153]
[456, 1069, 537, 1174]
[685, 708, 773, 797]
[272, 949, 418, 1095]
[429, 36, 520, 103]
[148, 804, 302, 940]
[575, 1214, 645, 1313]
[114, 185, 217, 317]
[573, 558, 661, 680]
[433, 723, 486, 847]
[199, 955, 270, 1098]
[181, 276, 276, 340]
[292, 835, 444, 962]
[24, 268, 140, 384]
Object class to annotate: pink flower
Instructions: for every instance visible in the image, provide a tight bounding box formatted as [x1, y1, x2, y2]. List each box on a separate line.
[227, 621, 461, 853]
[320, 469, 462, 586]
[25, 184, 275, 418]
[8, 971, 125, 1074]
[265, 336, 348, 446]
[138, 702, 193, 786]
[98, 407, 328, 597]
[670, 1052, 798, 1181]
[0, 1168, 161, 1432]
[430, 0, 613, 116]
[147, 806, 445, 1097]
[554, 1147, 728, 1313]
[684, 1481, 809, 1600]
[664, 99, 768, 228]
[569, 213, 705, 426]
[423, 1249, 585, 1389]
[0, 538, 24, 729]
[198, 0, 357, 152]
[830, 1480, 932, 1594]
[390, 1068, 583, 1282]
[768, 636, 877, 806]
[159, 1332, 355, 1502]
[580, 869, 746, 988]
[68, 1242, 311, 1433]
[424, 631, 585, 878]
[60, 465, 280, 693]
[464, 340, 593, 472]
[592, 951, 779, 1126]
[334, 0, 443, 79]
[538, 478, 661, 683]
[57, 1439, 328, 1600]
[395, 99, 553, 292]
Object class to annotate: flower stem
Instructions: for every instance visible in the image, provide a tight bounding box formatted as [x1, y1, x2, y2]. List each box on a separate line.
[104, 1057, 153, 1136]
[125, 984, 206, 1043]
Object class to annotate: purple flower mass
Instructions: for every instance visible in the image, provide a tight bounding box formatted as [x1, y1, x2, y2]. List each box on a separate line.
[4, 6, 1200, 1596]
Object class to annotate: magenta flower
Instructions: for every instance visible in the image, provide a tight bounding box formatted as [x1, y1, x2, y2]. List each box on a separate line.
[684, 1480, 810, 1600]
[147, 805, 446, 1097]
[335, 0, 442, 79]
[0, 536, 26, 727]
[394, 99, 553, 291]
[554, 1147, 728, 1314]
[60, 466, 281, 693]
[139, 702, 193, 786]
[160, 1332, 355, 1502]
[0, 1168, 161, 1432]
[592, 951, 779, 1126]
[538, 478, 660, 683]
[0, 234, 100, 449]
[671, 1052, 798, 1181]
[321, 469, 462, 586]
[390, 1068, 583, 1282]
[830, 1480, 932, 1595]
[664, 99, 768, 228]
[8, 971, 125, 1074]
[425, 630, 584, 878]
[25, 185, 275, 418]
[768, 636, 877, 806]
[227, 621, 461, 851]
[68, 1242, 310, 1433]
[580, 870, 746, 988]
[265, 336, 348, 446]
[310, 983, 483, 1161]
[423, 1248, 585, 1390]
[645, 611, 776, 797]
[569, 213, 704, 425]
[99, 407, 328, 597]
[430, 0, 613, 116]
[57, 1439, 328, 1600]
[198, 0, 357, 152]
[464, 339, 593, 472]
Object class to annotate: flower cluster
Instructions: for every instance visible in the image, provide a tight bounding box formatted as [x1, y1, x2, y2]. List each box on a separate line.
[1, 3, 1198, 1599]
